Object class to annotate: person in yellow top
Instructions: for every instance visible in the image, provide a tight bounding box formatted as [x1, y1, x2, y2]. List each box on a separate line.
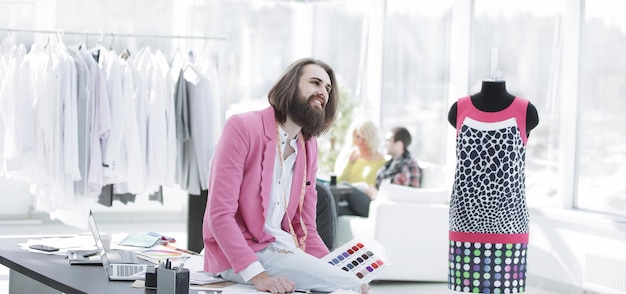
[332, 120, 386, 217]
[334, 119, 386, 186]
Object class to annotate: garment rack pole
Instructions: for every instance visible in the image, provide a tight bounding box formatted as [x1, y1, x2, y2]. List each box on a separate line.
[0, 27, 228, 41]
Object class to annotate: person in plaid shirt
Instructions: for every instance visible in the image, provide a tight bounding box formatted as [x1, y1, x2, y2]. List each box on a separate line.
[337, 127, 421, 217]
[374, 127, 421, 189]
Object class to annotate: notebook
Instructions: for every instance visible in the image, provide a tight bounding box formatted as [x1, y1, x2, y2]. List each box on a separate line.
[67, 248, 102, 265]
[88, 210, 149, 280]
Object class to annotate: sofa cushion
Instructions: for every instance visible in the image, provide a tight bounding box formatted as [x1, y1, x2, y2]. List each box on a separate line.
[377, 182, 449, 204]
[336, 201, 450, 282]
[374, 163, 450, 204]
[419, 162, 447, 188]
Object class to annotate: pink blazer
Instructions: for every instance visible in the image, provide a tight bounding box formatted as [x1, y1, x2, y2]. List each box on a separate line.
[202, 106, 329, 274]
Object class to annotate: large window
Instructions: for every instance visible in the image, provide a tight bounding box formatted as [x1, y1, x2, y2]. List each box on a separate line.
[310, 0, 370, 174]
[311, 1, 368, 101]
[577, 0, 626, 216]
[471, 0, 565, 207]
[380, 1, 453, 164]
[185, 0, 372, 175]
[2, 0, 626, 219]
[188, 0, 298, 108]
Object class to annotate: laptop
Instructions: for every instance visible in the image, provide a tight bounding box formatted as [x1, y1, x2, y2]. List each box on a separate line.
[87, 210, 149, 280]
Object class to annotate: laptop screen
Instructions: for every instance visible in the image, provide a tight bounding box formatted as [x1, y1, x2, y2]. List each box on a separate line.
[88, 210, 111, 269]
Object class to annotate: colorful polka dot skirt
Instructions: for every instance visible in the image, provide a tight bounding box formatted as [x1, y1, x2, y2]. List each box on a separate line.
[448, 241, 527, 293]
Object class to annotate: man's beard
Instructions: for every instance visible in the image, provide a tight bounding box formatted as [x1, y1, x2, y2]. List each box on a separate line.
[289, 95, 325, 136]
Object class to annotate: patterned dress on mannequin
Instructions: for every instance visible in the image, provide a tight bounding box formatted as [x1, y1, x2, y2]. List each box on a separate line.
[448, 96, 531, 293]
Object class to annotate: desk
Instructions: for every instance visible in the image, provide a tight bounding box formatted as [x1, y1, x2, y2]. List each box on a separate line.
[1, 238, 335, 294]
[0, 238, 148, 294]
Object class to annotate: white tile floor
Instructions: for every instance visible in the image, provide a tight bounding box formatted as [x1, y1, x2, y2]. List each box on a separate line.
[0, 219, 561, 293]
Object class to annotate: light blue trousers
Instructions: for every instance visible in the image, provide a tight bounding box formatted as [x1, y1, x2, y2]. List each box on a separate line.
[219, 243, 363, 292]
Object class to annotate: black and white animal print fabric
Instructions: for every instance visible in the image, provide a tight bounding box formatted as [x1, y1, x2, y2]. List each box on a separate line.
[449, 117, 528, 235]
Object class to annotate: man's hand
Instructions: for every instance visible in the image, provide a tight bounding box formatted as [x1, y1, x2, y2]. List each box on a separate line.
[251, 271, 296, 293]
[361, 283, 370, 294]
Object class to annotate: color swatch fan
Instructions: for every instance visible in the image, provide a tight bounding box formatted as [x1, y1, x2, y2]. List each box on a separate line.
[140, 249, 183, 259]
[322, 238, 391, 283]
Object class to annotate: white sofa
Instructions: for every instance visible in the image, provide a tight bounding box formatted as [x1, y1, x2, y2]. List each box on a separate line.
[335, 163, 451, 282]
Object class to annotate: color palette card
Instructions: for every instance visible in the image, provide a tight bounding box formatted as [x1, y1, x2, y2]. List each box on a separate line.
[136, 248, 187, 264]
[322, 238, 390, 283]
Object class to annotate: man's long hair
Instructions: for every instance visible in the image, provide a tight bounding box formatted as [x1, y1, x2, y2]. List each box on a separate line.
[268, 58, 338, 140]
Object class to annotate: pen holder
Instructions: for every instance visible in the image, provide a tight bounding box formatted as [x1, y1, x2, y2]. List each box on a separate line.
[145, 266, 157, 289]
[156, 267, 189, 294]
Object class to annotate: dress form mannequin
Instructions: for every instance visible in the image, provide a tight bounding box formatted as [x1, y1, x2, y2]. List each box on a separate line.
[447, 80, 539, 293]
[447, 80, 539, 134]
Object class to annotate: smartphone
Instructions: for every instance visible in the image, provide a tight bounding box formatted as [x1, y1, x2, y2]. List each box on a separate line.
[29, 244, 60, 252]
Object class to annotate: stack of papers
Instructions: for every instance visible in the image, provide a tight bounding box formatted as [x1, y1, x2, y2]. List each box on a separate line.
[19, 235, 97, 255]
[190, 271, 227, 285]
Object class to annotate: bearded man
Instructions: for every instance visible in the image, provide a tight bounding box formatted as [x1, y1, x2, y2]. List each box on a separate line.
[202, 58, 369, 294]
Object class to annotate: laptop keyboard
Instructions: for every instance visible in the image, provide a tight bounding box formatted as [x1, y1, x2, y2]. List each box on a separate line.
[116, 264, 144, 277]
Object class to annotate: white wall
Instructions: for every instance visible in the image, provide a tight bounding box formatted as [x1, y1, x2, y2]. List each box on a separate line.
[0, 178, 32, 218]
[527, 208, 626, 292]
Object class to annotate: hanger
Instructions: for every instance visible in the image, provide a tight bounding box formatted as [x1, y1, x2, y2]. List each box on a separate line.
[171, 36, 183, 61]
[0, 29, 16, 56]
[167, 36, 186, 73]
[95, 30, 104, 47]
[56, 28, 64, 45]
[120, 48, 131, 60]
[195, 37, 211, 62]
[43, 34, 50, 49]
[78, 30, 89, 50]
[2, 29, 14, 43]
[91, 30, 104, 62]
[109, 32, 115, 50]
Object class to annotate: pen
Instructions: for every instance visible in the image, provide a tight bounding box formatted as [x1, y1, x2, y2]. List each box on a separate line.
[164, 243, 201, 255]
[133, 252, 160, 265]
[174, 247, 199, 255]
[177, 262, 185, 272]
[82, 249, 100, 257]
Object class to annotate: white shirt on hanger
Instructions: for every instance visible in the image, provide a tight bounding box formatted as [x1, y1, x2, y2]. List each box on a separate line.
[0, 41, 36, 177]
[114, 58, 144, 194]
[155, 50, 177, 187]
[53, 42, 79, 208]
[100, 48, 126, 184]
[68, 45, 93, 198]
[87, 44, 111, 196]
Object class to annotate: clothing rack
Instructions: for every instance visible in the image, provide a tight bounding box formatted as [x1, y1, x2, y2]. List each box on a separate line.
[1, 27, 227, 253]
[0, 27, 228, 41]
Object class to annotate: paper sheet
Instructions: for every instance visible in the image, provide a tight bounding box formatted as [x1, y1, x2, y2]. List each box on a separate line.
[118, 233, 161, 247]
